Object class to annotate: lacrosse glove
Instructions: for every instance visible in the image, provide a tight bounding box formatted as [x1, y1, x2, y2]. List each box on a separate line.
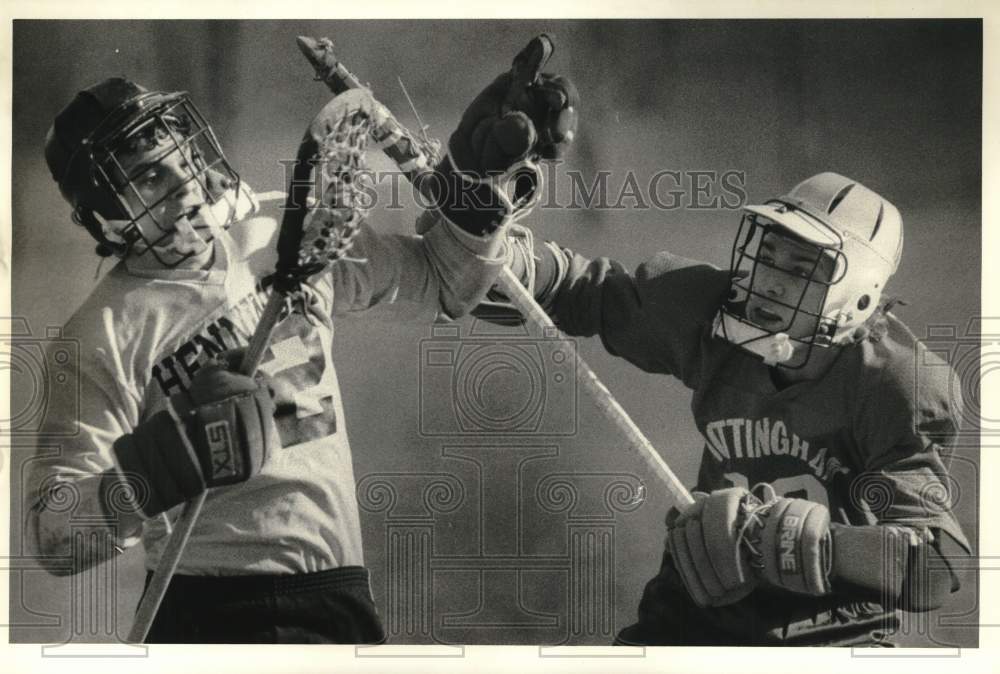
[666, 486, 833, 607]
[423, 34, 579, 236]
[112, 356, 276, 518]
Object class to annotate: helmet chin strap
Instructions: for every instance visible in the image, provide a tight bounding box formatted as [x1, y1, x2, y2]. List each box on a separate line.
[713, 311, 802, 366]
[96, 213, 128, 249]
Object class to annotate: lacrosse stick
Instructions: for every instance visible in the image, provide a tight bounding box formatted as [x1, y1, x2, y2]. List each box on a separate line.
[297, 35, 694, 509]
[127, 90, 376, 643]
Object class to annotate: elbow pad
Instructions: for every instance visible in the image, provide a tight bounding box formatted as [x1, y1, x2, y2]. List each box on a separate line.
[831, 524, 963, 611]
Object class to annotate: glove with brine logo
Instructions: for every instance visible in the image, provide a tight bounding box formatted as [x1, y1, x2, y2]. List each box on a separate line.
[666, 486, 833, 607]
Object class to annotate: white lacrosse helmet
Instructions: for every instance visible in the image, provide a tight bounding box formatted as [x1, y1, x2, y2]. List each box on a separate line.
[714, 172, 903, 367]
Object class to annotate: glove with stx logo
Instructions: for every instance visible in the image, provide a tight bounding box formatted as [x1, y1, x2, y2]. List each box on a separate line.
[419, 34, 579, 237]
[111, 353, 276, 518]
[666, 486, 832, 607]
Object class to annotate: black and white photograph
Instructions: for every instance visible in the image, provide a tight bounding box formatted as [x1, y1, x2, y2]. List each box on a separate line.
[1, 4, 993, 669]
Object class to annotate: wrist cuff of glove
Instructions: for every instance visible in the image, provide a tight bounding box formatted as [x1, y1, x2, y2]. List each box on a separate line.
[112, 409, 207, 519]
[424, 153, 539, 236]
[830, 524, 925, 599]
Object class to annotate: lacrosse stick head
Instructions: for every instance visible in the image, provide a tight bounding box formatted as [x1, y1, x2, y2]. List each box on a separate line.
[273, 89, 376, 294]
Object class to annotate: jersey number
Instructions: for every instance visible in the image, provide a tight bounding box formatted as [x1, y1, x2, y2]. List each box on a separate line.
[723, 471, 829, 508]
[260, 331, 338, 448]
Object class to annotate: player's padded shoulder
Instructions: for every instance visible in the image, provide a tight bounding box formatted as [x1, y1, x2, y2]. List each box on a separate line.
[224, 191, 283, 269]
[631, 250, 731, 323]
[554, 249, 730, 380]
[849, 311, 961, 464]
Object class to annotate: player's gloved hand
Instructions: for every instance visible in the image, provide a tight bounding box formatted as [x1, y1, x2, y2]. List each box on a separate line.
[666, 486, 833, 607]
[112, 353, 276, 518]
[423, 34, 579, 236]
[449, 37, 578, 173]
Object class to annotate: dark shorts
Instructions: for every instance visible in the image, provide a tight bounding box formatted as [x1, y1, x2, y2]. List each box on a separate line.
[141, 566, 387, 644]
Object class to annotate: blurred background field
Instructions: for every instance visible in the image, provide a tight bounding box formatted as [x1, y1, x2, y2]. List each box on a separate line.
[9, 19, 981, 646]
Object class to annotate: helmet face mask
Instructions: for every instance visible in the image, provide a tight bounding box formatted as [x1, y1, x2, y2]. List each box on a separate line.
[714, 172, 903, 368]
[93, 97, 241, 267]
[718, 214, 844, 368]
[47, 78, 242, 269]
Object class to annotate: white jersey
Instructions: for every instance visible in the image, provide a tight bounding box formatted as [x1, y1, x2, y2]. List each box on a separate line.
[31, 192, 505, 575]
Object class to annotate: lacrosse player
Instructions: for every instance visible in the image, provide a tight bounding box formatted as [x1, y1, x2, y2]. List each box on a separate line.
[25, 61, 576, 643]
[488, 172, 971, 646]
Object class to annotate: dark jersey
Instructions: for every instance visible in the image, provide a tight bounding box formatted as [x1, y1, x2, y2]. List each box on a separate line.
[551, 248, 969, 645]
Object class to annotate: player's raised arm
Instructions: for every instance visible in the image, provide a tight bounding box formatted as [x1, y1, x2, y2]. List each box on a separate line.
[415, 51, 575, 319]
[479, 230, 733, 386]
[316, 36, 579, 321]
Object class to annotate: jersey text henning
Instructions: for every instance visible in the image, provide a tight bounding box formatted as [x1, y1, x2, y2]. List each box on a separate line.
[151, 282, 269, 397]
